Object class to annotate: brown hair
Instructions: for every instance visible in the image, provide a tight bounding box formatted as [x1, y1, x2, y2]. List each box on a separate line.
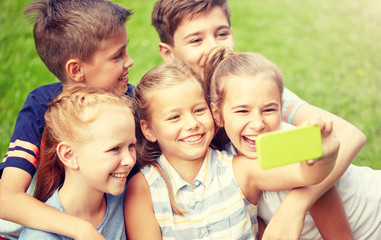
[35, 85, 133, 202]
[134, 63, 204, 215]
[152, 0, 231, 46]
[24, 0, 132, 82]
[204, 47, 284, 149]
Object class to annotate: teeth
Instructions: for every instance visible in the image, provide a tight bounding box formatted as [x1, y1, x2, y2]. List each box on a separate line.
[182, 135, 202, 142]
[110, 173, 128, 178]
[245, 136, 256, 141]
[119, 73, 128, 80]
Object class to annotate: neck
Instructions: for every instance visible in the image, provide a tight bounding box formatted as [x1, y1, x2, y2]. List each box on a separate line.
[58, 174, 107, 227]
[165, 151, 207, 185]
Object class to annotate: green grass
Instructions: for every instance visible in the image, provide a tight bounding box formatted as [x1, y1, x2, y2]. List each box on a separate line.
[1, 0, 380, 169]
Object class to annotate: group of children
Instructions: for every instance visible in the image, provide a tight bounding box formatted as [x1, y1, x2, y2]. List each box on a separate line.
[0, 0, 379, 240]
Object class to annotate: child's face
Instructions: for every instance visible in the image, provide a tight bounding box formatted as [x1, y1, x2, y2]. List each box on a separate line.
[80, 27, 134, 95]
[74, 106, 136, 196]
[165, 6, 234, 80]
[141, 80, 214, 164]
[217, 74, 282, 158]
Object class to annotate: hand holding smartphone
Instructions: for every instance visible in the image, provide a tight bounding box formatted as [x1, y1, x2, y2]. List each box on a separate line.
[257, 125, 322, 169]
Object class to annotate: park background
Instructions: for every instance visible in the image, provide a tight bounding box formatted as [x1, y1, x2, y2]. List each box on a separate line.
[0, 0, 380, 169]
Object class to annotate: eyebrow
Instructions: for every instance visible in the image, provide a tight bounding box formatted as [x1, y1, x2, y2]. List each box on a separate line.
[231, 102, 280, 110]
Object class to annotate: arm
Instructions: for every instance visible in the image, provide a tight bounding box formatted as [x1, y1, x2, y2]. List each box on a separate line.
[263, 104, 364, 239]
[262, 186, 353, 240]
[234, 118, 339, 204]
[309, 186, 353, 239]
[0, 168, 105, 240]
[124, 172, 161, 240]
[291, 104, 365, 195]
[289, 104, 364, 236]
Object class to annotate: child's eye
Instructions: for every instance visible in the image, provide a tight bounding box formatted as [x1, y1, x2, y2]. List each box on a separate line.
[128, 143, 136, 150]
[108, 146, 120, 152]
[168, 115, 180, 121]
[264, 108, 277, 113]
[216, 30, 230, 39]
[189, 38, 202, 45]
[114, 52, 123, 59]
[235, 109, 248, 114]
[194, 108, 206, 114]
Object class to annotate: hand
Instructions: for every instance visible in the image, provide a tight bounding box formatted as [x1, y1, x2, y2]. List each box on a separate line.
[302, 117, 340, 166]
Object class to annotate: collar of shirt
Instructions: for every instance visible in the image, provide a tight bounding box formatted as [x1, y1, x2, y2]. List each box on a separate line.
[157, 148, 215, 195]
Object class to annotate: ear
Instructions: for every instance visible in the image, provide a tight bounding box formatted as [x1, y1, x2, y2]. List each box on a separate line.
[210, 102, 224, 127]
[56, 142, 79, 170]
[158, 42, 176, 64]
[65, 59, 85, 83]
[140, 120, 157, 143]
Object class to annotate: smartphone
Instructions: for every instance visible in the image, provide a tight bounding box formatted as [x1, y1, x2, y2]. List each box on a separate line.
[256, 125, 322, 169]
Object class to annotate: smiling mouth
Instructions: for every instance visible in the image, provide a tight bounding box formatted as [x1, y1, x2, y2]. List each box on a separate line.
[118, 73, 129, 82]
[110, 172, 128, 178]
[243, 135, 256, 146]
[180, 134, 204, 143]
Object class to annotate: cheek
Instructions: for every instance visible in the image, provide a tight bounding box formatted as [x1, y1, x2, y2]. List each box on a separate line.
[268, 116, 282, 131]
[220, 38, 235, 50]
[224, 120, 240, 140]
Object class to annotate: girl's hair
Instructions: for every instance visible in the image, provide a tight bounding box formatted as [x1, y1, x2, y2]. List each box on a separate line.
[134, 63, 203, 215]
[34, 85, 133, 202]
[204, 47, 284, 149]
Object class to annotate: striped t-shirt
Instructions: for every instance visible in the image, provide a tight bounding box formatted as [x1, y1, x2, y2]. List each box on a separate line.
[141, 148, 258, 240]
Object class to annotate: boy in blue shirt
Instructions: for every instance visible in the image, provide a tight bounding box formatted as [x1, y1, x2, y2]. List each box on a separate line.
[0, 0, 134, 239]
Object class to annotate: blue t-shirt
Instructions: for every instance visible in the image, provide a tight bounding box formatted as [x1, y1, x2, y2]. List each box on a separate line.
[19, 186, 127, 240]
[0, 82, 135, 177]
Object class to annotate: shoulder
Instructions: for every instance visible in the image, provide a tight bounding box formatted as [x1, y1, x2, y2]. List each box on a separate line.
[126, 172, 151, 200]
[27, 82, 63, 102]
[212, 148, 234, 163]
[124, 172, 155, 225]
[20, 82, 63, 120]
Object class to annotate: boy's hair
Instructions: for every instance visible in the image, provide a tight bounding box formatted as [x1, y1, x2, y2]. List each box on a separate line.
[152, 0, 231, 46]
[134, 63, 203, 215]
[34, 85, 133, 202]
[24, 0, 132, 82]
[204, 47, 284, 149]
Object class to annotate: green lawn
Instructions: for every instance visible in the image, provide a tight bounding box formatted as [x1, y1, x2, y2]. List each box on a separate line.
[1, 0, 380, 169]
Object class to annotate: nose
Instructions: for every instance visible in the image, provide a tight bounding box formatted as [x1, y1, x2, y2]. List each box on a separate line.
[205, 37, 218, 52]
[185, 114, 200, 131]
[121, 151, 136, 167]
[124, 53, 134, 69]
[249, 113, 265, 132]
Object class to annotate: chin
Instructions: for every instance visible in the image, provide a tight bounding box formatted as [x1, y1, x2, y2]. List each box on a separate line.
[240, 149, 257, 159]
